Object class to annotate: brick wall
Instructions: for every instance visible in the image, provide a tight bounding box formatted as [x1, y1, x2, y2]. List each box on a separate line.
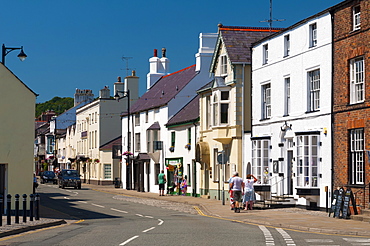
[333, 0, 370, 208]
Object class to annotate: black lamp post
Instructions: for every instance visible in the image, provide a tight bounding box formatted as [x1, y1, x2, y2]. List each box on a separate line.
[2, 44, 27, 65]
[114, 89, 131, 190]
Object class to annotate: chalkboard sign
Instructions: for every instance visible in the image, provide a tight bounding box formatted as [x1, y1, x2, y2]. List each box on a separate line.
[329, 189, 339, 217]
[342, 189, 352, 219]
[333, 187, 344, 218]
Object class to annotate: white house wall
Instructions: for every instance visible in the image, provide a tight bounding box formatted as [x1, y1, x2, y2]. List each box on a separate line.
[251, 12, 332, 208]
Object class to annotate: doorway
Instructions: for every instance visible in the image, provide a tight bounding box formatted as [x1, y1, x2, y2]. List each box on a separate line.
[287, 150, 293, 195]
[0, 164, 6, 214]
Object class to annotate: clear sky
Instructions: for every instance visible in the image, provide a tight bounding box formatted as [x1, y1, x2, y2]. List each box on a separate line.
[2, 0, 343, 103]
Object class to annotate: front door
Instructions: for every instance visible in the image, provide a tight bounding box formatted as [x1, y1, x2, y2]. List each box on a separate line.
[287, 150, 293, 195]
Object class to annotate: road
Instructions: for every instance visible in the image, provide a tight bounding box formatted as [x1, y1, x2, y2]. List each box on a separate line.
[1, 184, 369, 245]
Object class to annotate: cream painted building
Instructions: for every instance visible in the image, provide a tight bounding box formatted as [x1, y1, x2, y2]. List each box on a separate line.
[196, 25, 281, 200]
[0, 63, 37, 207]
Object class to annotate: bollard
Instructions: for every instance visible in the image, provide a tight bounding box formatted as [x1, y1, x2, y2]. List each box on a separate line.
[35, 194, 40, 220]
[29, 194, 34, 222]
[15, 194, 20, 224]
[6, 194, 11, 225]
[22, 194, 27, 223]
[0, 194, 3, 226]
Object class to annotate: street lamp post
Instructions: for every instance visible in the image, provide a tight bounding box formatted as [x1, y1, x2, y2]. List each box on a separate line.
[114, 89, 131, 190]
[2, 44, 27, 65]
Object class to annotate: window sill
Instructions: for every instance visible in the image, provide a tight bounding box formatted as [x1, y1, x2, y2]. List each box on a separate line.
[259, 118, 271, 122]
[283, 114, 289, 117]
[348, 101, 365, 106]
[305, 110, 319, 114]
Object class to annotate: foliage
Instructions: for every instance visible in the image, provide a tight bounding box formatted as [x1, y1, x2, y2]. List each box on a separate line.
[35, 97, 74, 117]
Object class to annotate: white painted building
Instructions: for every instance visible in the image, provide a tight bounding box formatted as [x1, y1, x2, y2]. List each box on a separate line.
[250, 10, 333, 208]
[120, 33, 217, 195]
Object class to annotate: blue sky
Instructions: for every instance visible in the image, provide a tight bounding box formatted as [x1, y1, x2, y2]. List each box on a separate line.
[2, 0, 342, 103]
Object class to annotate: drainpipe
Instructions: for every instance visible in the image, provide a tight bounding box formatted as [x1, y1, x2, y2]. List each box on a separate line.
[193, 120, 198, 197]
[330, 10, 335, 205]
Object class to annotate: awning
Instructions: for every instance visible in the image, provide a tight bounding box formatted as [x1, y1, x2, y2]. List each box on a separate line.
[135, 153, 151, 161]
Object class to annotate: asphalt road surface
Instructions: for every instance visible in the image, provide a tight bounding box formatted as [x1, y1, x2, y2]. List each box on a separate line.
[1, 184, 369, 246]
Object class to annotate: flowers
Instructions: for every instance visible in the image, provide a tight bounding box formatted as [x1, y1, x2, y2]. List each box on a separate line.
[123, 151, 133, 156]
[94, 158, 100, 163]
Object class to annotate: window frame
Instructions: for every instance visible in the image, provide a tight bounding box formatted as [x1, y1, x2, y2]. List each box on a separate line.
[296, 134, 320, 188]
[309, 23, 317, 48]
[135, 133, 141, 152]
[211, 90, 230, 126]
[284, 77, 291, 116]
[263, 44, 269, 64]
[252, 139, 270, 184]
[350, 57, 365, 104]
[220, 55, 228, 75]
[284, 34, 290, 57]
[350, 128, 364, 185]
[307, 69, 320, 112]
[353, 5, 361, 31]
[262, 83, 271, 119]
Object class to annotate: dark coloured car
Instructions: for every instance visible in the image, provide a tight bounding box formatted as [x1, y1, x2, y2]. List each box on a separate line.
[40, 171, 57, 184]
[58, 169, 81, 189]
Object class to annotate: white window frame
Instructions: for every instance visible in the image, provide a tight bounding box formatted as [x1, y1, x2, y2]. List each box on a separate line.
[296, 134, 320, 188]
[252, 139, 270, 184]
[104, 164, 112, 179]
[220, 55, 228, 75]
[350, 57, 365, 104]
[262, 83, 271, 119]
[308, 69, 320, 111]
[353, 5, 361, 31]
[284, 35, 290, 57]
[211, 90, 230, 126]
[135, 113, 140, 126]
[284, 77, 291, 116]
[135, 133, 141, 152]
[350, 129, 364, 185]
[263, 44, 268, 64]
[309, 23, 317, 47]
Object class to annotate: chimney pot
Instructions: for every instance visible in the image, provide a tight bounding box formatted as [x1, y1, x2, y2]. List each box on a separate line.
[132, 70, 136, 76]
[162, 48, 166, 58]
[117, 76, 121, 82]
[154, 49, 157, 57]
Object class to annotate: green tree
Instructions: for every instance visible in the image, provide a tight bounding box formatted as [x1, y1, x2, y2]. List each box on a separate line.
[35, 97, 74, 117]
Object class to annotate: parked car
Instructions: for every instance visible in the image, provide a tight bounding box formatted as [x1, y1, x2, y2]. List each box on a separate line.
[40, 171, 57, 184]
[58, 169, 81, 189]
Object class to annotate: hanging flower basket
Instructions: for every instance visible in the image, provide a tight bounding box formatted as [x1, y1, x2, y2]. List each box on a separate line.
[94, 158, 100, 163]
[169, 146, 174, 152]
[88, 158, 92, 163]
[123, 151, 133, 156]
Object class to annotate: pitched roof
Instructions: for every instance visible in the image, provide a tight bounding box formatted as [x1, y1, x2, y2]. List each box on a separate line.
[166, 95, 199, 127]
[100, 135, 122, 150]
[211, 25, 284, 71]
[130, 65, 197, 114]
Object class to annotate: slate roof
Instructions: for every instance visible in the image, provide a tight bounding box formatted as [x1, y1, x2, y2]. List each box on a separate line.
[129, 65, 198, 114]
[166, 95, 199, 127]
[100, 135, 122, 150]
[211, 25, 284, 71]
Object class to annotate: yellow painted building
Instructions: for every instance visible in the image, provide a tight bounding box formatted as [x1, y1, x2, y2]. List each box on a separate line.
[0, 64, 37, 204]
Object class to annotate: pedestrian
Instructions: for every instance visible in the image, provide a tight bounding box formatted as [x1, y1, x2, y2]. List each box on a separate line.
[229, 172, 244, 213]
[158, 170, 166, 196]
[181, 175, 187, 196]
[243, 174, 258, 210]
[33, 173, 38, 194]
[228, 173, 236, 210]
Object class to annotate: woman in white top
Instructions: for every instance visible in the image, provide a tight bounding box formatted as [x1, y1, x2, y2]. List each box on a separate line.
[243, 174, 258, 210]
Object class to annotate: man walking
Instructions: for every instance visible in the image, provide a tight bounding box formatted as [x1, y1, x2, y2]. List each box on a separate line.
[229, 172, 244, 213]
[158, 170, 166, 196]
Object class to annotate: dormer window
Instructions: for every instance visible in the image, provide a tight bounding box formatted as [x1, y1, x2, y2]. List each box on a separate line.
[353, 5, 361, 31]
[220, 55, 227, 75]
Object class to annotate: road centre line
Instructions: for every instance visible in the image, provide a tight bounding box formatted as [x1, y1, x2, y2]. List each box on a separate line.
[142, 227, 155, 233]
[110, 208, 128, 213]
[135, 214, 144, 217]
[91, 203, 105, 208]
[64, 197, 70, 199]
[119, 235, 139, 245]
[145, 215, 153, 218]
[78, 201, 88, 203]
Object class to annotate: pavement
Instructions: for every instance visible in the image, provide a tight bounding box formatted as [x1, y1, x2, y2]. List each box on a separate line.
[1, 183, 370, 239]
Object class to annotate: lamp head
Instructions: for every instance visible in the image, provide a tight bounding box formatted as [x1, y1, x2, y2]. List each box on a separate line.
[17, 47, 27, 61]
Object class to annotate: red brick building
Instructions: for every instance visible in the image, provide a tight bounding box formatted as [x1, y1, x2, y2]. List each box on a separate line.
[332, 0, 370, 208]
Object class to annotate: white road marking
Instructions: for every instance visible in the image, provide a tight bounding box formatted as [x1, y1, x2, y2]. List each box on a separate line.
[78, 201, 88, 204]
[305, 239, 334, 243]
[135, 214, 143, 217]
[276, 228, 296, 246]
[145, 216, 153, 219]
[64, 197, 70, 199]
[110, 208, 128, 213]
[158, 219, 164, 225]
[142, 227, 155, 233]
[119, 235, 139, 245]
[343, 238, 370, 243]
[259, 225, 275, 245]
[91, 203, 105, 208]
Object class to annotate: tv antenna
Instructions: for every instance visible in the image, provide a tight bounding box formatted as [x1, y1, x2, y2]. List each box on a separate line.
[260, 0, 285, 31]
[121, 55, 134, 76]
